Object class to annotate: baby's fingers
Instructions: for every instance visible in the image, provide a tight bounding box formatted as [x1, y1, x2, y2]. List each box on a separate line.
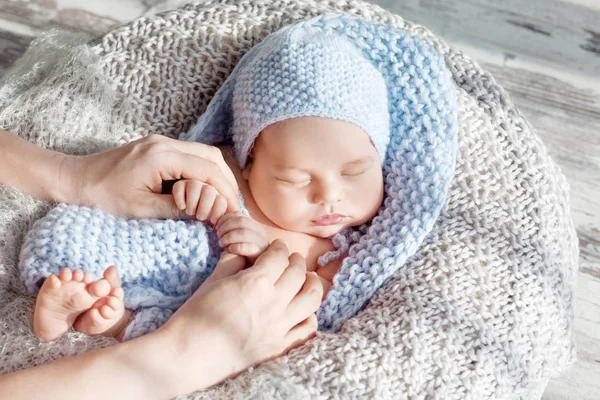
[215, 212, 257, 236]
[228, 242, 263, 257]
[219, 228, 268, 254]
[185, 180, 205, 216]
[195, 184, 218, 221]
[209, 195, 228, 225]
[172, 180, 188, 212]
[219, 227, 264, 247]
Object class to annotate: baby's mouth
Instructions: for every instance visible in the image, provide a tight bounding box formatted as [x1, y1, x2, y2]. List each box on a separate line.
[312, 214, 347, 226]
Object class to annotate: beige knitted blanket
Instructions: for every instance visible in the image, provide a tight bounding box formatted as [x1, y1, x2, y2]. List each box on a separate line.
[0, 1, 577, 398]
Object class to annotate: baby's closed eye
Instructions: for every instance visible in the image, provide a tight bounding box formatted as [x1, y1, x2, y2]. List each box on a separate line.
[341, 169, 368, 177]
[276, 168, 368, 184]
[278, 178, 311, 186]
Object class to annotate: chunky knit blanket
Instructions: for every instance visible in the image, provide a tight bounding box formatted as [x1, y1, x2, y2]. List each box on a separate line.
[18, 13, 458, 339]
[0, 1, 577, 399]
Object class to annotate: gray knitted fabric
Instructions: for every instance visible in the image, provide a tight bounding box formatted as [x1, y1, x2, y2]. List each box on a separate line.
[0, 1, 577, 399]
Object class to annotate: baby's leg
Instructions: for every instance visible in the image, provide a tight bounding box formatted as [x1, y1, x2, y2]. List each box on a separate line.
[33, 268, 112, 341]
[73, 266, 130, 341]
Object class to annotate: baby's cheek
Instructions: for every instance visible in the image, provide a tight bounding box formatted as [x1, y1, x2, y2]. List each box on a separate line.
[275, 196, 308, 220]
[352, 178, 384, 219]
[273, 194, 310, 226]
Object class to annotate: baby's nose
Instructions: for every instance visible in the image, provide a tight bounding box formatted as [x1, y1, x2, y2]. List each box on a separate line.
[313, 184, 344, 205]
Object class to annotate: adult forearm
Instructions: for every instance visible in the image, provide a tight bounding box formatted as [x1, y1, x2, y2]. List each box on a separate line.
[0, 128, 76, 203]
[0, 329, 221, 400]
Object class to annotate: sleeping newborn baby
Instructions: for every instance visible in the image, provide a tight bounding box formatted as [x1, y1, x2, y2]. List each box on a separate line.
[26, 25, 390, 341]
[208, 115, 385, 293]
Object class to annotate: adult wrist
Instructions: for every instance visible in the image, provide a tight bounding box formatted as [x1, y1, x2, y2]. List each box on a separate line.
[0, 130, 81, 204]
[51, 153, 85, 205]
[153, 321, 242, 396]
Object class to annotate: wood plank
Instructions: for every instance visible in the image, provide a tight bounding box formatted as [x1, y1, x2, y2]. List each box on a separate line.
[0, 0, 120, 35]
[374, 0, 600, 79]
[0, 0, 150, 76]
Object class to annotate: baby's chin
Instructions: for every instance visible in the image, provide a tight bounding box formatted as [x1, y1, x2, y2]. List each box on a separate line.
[304, 221, 353, 239]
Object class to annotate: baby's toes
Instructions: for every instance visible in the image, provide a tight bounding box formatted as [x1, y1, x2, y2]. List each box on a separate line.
[58, 268, 73, 282]
[103, 266, 122, 288]
[67, 290, 95, 310]
[85, 308, 106, 327]
[100, 296, 124, 319]
[99, 304, 116, 320]
[71, 269, 84, 282]
[44, 274, 62, 290]
[83, 272, 94, 284]
[111, 287, 124, 300]
[87, 279, 111, 298]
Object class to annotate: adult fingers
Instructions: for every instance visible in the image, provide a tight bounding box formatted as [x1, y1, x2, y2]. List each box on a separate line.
[250, 239, 291, 285]
[208, 251, 247, 281]
[274, 252, 307, 303]
[285, 272, 323, 331]
[284, 314, 318, 353]
[159, 138, 238, 193]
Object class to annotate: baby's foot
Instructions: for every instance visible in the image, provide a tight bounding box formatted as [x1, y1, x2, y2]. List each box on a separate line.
[33, 268, 111, 341]
[73, 266, 129, 339]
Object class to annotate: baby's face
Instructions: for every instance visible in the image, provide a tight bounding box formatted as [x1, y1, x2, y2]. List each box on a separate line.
[242, 116, 384, 238]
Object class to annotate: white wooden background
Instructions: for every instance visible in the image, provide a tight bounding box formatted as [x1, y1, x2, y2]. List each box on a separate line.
[1, 1, 598, 399]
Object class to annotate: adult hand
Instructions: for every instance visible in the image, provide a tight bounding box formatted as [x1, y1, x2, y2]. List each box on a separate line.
[159, 239, 323, 392]
[59, 134, 240, 219]
[0, 241, 322, 400]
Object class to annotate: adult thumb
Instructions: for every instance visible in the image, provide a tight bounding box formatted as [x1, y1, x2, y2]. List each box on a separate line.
[209, 251, 247, 281]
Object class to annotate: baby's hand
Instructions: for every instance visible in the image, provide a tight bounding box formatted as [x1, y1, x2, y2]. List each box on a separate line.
[172, 180, 228, 225]
[215, 211, 269, 260]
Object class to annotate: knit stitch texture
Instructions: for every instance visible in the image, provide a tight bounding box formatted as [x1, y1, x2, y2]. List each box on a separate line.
[183, 21, 391, 168]
[19, 13, 458, 335]
[0, 1, 577, 399]
[19, 204, 223, 339]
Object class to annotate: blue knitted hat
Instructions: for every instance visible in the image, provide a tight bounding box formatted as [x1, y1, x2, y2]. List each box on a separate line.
[183, 22, 390, 168]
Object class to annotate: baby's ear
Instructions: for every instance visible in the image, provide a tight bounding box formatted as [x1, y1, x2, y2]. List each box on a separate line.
[241, 156, 253, 180]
